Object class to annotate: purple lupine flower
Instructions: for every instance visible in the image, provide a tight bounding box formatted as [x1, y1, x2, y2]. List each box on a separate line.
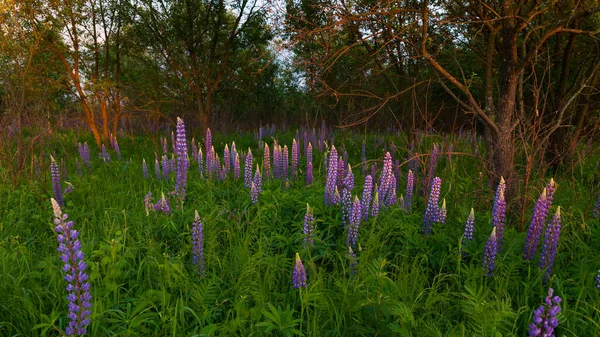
[250, 182, 259, 204]
[197, 149, 203, 177]
[162, 137, 168, 156]
[230, 141, 237, 169]
[524, 188, 551, 260]
[384, 174, 397, 207]
[111, 134, 121, 160]
[233, 153, 240, 180]
[191, 210, 205, 276]
[292, 139, 298, 176]
[175, 117, 188, 200]
[336, 157, 346, 191]
[303, 203, 315, 247]
[372, 188, 380, 217]
[361, 175, 373, 221]
[422, 177, 442, 236]
[545, 178, 556, 208]
[63, 182, 74, 195]
[539, 207, 562, 280]
[263, 143, 271, 178]
[75, 158, 82, 176]
[306, 142, 313, 169]
[272, 141, 280, 179]
[244, 148, 253, 188]
[322, 152, 328, 175]
[101, 144, 110, 162]
[51, 198, 92, 336]
[438, 199, 447, 224]
[153, 193, 171, 214]
[403, 169, 414, 212]
[344, 164, 354, 191]
[224, 144, 230, 175]
[333, 187, 341, 205]
[593, 195, 600, 218]
[51, 156, 64, 207]
[341, 188, 352, 228]
[306, 147, 313, 186]
[282, 145, 289, 179]
[493, 189, 507, 253]
[82, 142, 90, 168]
[423, 144, 439, 195]
[155, 157, 161, 180]
[205, 128, 212, 157]
[142, 159, 149, 179]
[528, 288, 561, 337]
[346, 196, 362, 248]
[483, 227, 498, 277]
[378, 152, 393, 201]
[162, 155, 170, 179]
[292, 253, 307, 289]
[324, 146, 338, 205]
[596, 270, 600, 289]
[253, 165, 262, 193]
[463, 208, 475, 243]
[348, 246, 357, 275]
[144, 192, 153, 216]
[492, 177, 506, 218]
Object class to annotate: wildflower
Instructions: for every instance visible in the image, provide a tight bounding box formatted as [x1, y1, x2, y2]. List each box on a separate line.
[422, 177, 442, 236]
[111, 134, 121, 160]
[175, 117, 188, 200]
[282, 145, 289, 179]
[64, 182, 74, 195]
[492, 177, 506, 219]
[483, 227, 498, 276]
[292, 138, 298, 176]
[153, 193, 171, 214]
[253, 165, 262, 193]
[347, 196, 362, 248]
[372, 188, 380, 217]
[205, 128, 212, 158]
[191, 210, 205, 276]
[463, 208, 475, 243]
[438, 199, 447, 224]
[528, 288, 561, 337]
[592, 195, 600, 218]
[250, 182, 259, 204]
[101, 144, 110, 162]
[51, 156, 64, 206]
[539, 207, 562, 280]
[142, 159, 149, 179]
[273, 141, 280, 178]
[303, 204, 315, 247]
[144, 192, 153, 216]
[524, 188, 552, 260]
[378, 152, 393, 202]
[493, 190, 507, 252]
[344, 164, 354, 191]
[306, 161, 313, 186]
[596, 270, 600, 289]
[162, 155, 170, 179]
[245, 148, 253, 188]
[333, 186, 341, 205]
[403, 169, 414, 212]
[306, 142, 313, 171]
[361, 175, 373, 221]
[51, 198, 92, 336]
[264, 143, 271, 178]
[324, 146, 338, 205]
[292, 253, 307, 289]
[336, 157, 346, 190]
[197, 149, 203, 177]
[224, 144, 230, 175]
[155, 157, 161, 180]
[233, 153, 240, 180]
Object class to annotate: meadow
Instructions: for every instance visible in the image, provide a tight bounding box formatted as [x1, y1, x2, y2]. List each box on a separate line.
[1, 122, 600, 336]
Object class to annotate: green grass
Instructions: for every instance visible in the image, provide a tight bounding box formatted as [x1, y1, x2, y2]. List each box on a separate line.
[1, 128, 599, 336]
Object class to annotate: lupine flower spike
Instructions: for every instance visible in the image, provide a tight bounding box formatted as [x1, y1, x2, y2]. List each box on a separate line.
[528, 287, 561, 337]
[372, 189, 380, 218]
[303, 203, 315, 247]
[483, 227, 498, 276]
[493, 189, 507, 252]
[403, 169, 414, 212]
[462, 208, 475, 245]
[524, 188, 551, 260]
[439, 199, 447, 224]
[324, 146, 338, 205]
[349, 246, 358, 275]
[361, 175, 373, 221]
[51, 156, 64, 206]
[191, 210, 205, 276]
[250, 182, 259, 204]
[51, 198, 92, 336]
[153, 193, 171, 214]
[245, 148, 253, 188]
[175, 117, 188, 201]
[346, 196, 362, 248]
[142, 159, 149, 179]
[422, 177, 442, 236]
[539, 207, 562, 280]
[292, 253, 307, 289]
[592, 195, 600, 218]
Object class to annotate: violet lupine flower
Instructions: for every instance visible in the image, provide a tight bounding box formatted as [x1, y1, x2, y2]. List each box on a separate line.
[346, 196, 362, 248]
[524, 188, 551, 260]
[205, 128, 212, 157]
[263, 143, 271, 178]
[230, 141, 237, 169]
[282, 145, 289, 179]
[596, 270, 600, 289]
[539, 207, 562, 280]
[349, 246, 358, 275]
[64, 182, 74, 195]
[306, 156, 313, 186]
[378, 152, 393, 202]
[344, 164, 354, 191]
[422, 177, 442, 236]
[191, 210, 205, 276]
[483, 227, 498, 277]
[492, 177, 506, 219]
[438, 199, 447, 224]
[423, 144, 439, 195]
[142, 159, 149, 179]
[153, 193, 171, 214]
[273, 141, 280, 179]
[403, 169, 414, 212]
[324, 146, 339, 205]
[233, 153, 240, 180]
[361, 175, 373, 221]
[244, 148, 253, 188]
[161, 154, 170, 179]
[144, 192, 153, 216]
[306, 142, 313, 169]
[593, 195, 600, 218]
[292, 139, 298, 176]
[162, 137, 168, 156]
[336, 157, 346, 191]
[51, 156, 64, 207]
[372, 188, 380, 217]
[82, 142, 90, 168]
[51, 198, 92, 336]
[493, 189, 507, 253]
[303, 203, 315, 247]
[223, 144, 230, 175]
[462, 208, 475, 244]
[197, 149, 203, 177]
[101, 144, 110, 162]
[111, 134, 121, 160]
[341, 188, 352, 228]
[384, 174, 397, 207]
[253, 165, 262, 193]
[175, 117, 188, 200]
[75, 158, 82, 176]
[250, 182, 259, 204]
[155, 157, 161, 180]
[292, 253, 307, 289]
[545, 178, 556, 208]
[333, 187, 341, 205]
[528, 288, 561, 337]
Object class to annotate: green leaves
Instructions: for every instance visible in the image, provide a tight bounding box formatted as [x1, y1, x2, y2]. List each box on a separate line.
[256, 303, 304, 336]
